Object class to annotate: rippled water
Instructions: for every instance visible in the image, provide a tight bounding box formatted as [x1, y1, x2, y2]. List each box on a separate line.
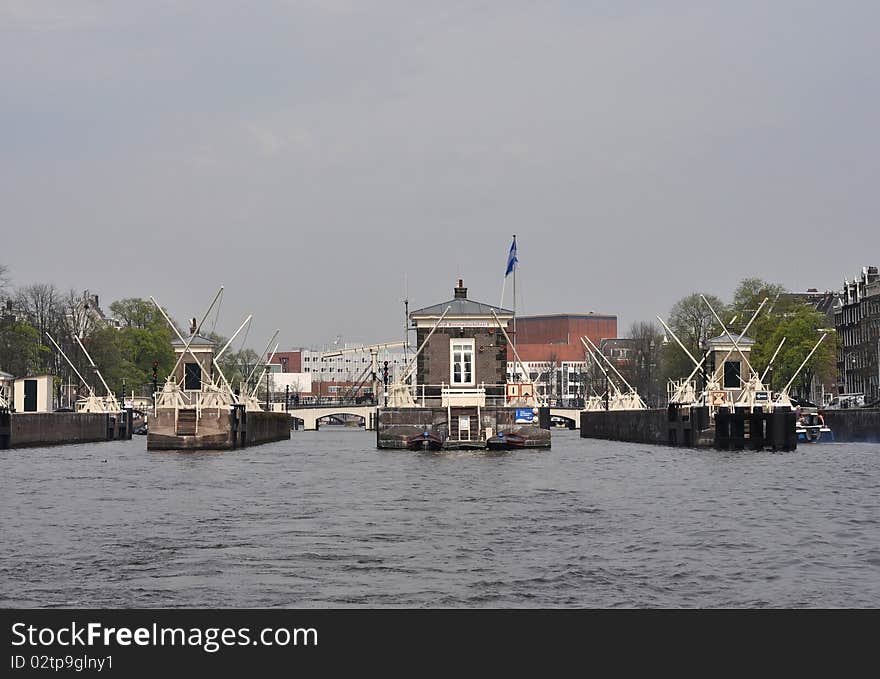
[1, 428, 878, 608]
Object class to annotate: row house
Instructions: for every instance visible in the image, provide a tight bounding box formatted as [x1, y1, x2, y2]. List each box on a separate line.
[834, 266, 880, 404]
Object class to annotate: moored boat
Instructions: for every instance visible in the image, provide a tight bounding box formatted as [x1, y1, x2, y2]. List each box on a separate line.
[405, 429, 445, 451]
[486, 430, 526, 450]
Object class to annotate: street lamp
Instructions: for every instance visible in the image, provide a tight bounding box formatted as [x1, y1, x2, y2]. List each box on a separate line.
[265, 367, 270, 411]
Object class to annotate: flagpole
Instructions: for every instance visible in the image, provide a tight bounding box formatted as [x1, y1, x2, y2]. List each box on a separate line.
[512, 234, 517, 350]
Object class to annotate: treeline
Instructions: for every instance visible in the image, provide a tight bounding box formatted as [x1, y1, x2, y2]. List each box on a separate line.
[0, 265, 260, 398]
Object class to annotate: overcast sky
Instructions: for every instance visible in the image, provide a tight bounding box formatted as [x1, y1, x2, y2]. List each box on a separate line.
[3, 1, 878, 349]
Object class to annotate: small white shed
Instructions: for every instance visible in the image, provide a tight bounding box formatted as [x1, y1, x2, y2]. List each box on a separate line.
[13, 375, 54, 412]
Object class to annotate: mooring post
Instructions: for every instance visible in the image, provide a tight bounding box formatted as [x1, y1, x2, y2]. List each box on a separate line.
[714, 407, 730, 450]
[749, 406, 764, 451]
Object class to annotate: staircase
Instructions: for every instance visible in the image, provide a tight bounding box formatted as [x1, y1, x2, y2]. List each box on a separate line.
[176, 408, 197, 436]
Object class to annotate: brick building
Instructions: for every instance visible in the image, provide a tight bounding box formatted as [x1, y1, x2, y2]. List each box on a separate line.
[410, 280, 512, 404]
[508, 313, 618, 404]
[835, 266, 880, 405]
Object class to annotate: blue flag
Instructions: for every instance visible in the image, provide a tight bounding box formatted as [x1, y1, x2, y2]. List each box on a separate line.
[505, 237, 518, 277]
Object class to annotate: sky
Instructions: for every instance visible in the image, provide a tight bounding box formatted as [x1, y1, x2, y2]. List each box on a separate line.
[2, 1, 878, 349]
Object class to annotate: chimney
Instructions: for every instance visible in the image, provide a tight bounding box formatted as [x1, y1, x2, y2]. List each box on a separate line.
[454, 279, 467, 299]
[190, 317, 198, 334]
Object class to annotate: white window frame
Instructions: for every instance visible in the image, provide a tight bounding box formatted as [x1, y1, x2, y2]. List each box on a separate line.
[450, 338, 475, 386]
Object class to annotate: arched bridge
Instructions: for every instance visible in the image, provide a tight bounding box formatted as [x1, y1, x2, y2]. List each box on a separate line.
[287, 404, 377, 431]
[285, 404, 582, 432]
[549, 408, 581, 429]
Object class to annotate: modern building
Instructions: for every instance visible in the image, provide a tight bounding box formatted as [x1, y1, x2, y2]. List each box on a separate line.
[267, 343, 409, 403]
[835, 266, 880, 404]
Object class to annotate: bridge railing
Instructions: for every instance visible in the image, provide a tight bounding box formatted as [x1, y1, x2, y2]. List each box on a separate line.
[285, 398, 378, 409]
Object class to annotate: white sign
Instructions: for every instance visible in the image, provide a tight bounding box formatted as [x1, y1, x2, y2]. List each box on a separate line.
[437, 320, 495, 328]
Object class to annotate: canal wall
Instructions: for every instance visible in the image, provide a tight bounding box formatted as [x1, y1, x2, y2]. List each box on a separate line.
[580, 406, 794, 450]
[579, 409, 670, 445]
[243, 411, 291, 446]
[0, 411, 132, 449]
[823, 409, 880, 443]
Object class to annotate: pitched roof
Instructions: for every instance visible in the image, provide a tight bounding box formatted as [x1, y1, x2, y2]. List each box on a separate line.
[705, 333, 755, 347]
[171, 333, 216, 348]
[410, 298, 513, 318]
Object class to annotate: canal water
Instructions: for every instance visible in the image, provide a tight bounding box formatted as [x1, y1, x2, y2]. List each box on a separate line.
[1, 429, 878, 608]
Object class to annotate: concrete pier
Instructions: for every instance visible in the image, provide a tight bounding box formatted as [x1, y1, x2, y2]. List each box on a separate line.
[146, 408, 290, 451]
[0, 409, 133, 449]
[377, 406, 551, 450]
[580, 406, 797, 451]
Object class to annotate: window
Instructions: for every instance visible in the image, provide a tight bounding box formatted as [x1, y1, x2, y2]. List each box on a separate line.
[184, 363, 202, 390]
[723, 361, 741, 389]
[450, 339, 475, 385]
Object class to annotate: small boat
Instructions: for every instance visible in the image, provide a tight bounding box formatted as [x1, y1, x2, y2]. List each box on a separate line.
[796, 407, 833, 443]
[486, 431, 526, 450]
[405, 430, 444, 451]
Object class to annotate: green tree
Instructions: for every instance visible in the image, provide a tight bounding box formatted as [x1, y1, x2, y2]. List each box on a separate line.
[118, 325, 176, 390]
[728, 278, 793, 369]
[752, 306, 836, 399]
[110, 298, 167, 330]
[0, 320, 47, 377]
[729, 278, 787, 318]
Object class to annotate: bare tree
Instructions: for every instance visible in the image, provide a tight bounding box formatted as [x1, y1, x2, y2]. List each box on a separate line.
[668, 292, 727, 353]
[0, 263, 9, 301]
[542, 352, 559, 403]
[626, 321, 664, 406]
[61, 289, 98, 341]
[15, 283, 63, 372]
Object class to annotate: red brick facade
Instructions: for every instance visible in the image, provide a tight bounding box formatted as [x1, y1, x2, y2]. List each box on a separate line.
[270, 351, 302, 373]
[508, 314, 617, 363]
